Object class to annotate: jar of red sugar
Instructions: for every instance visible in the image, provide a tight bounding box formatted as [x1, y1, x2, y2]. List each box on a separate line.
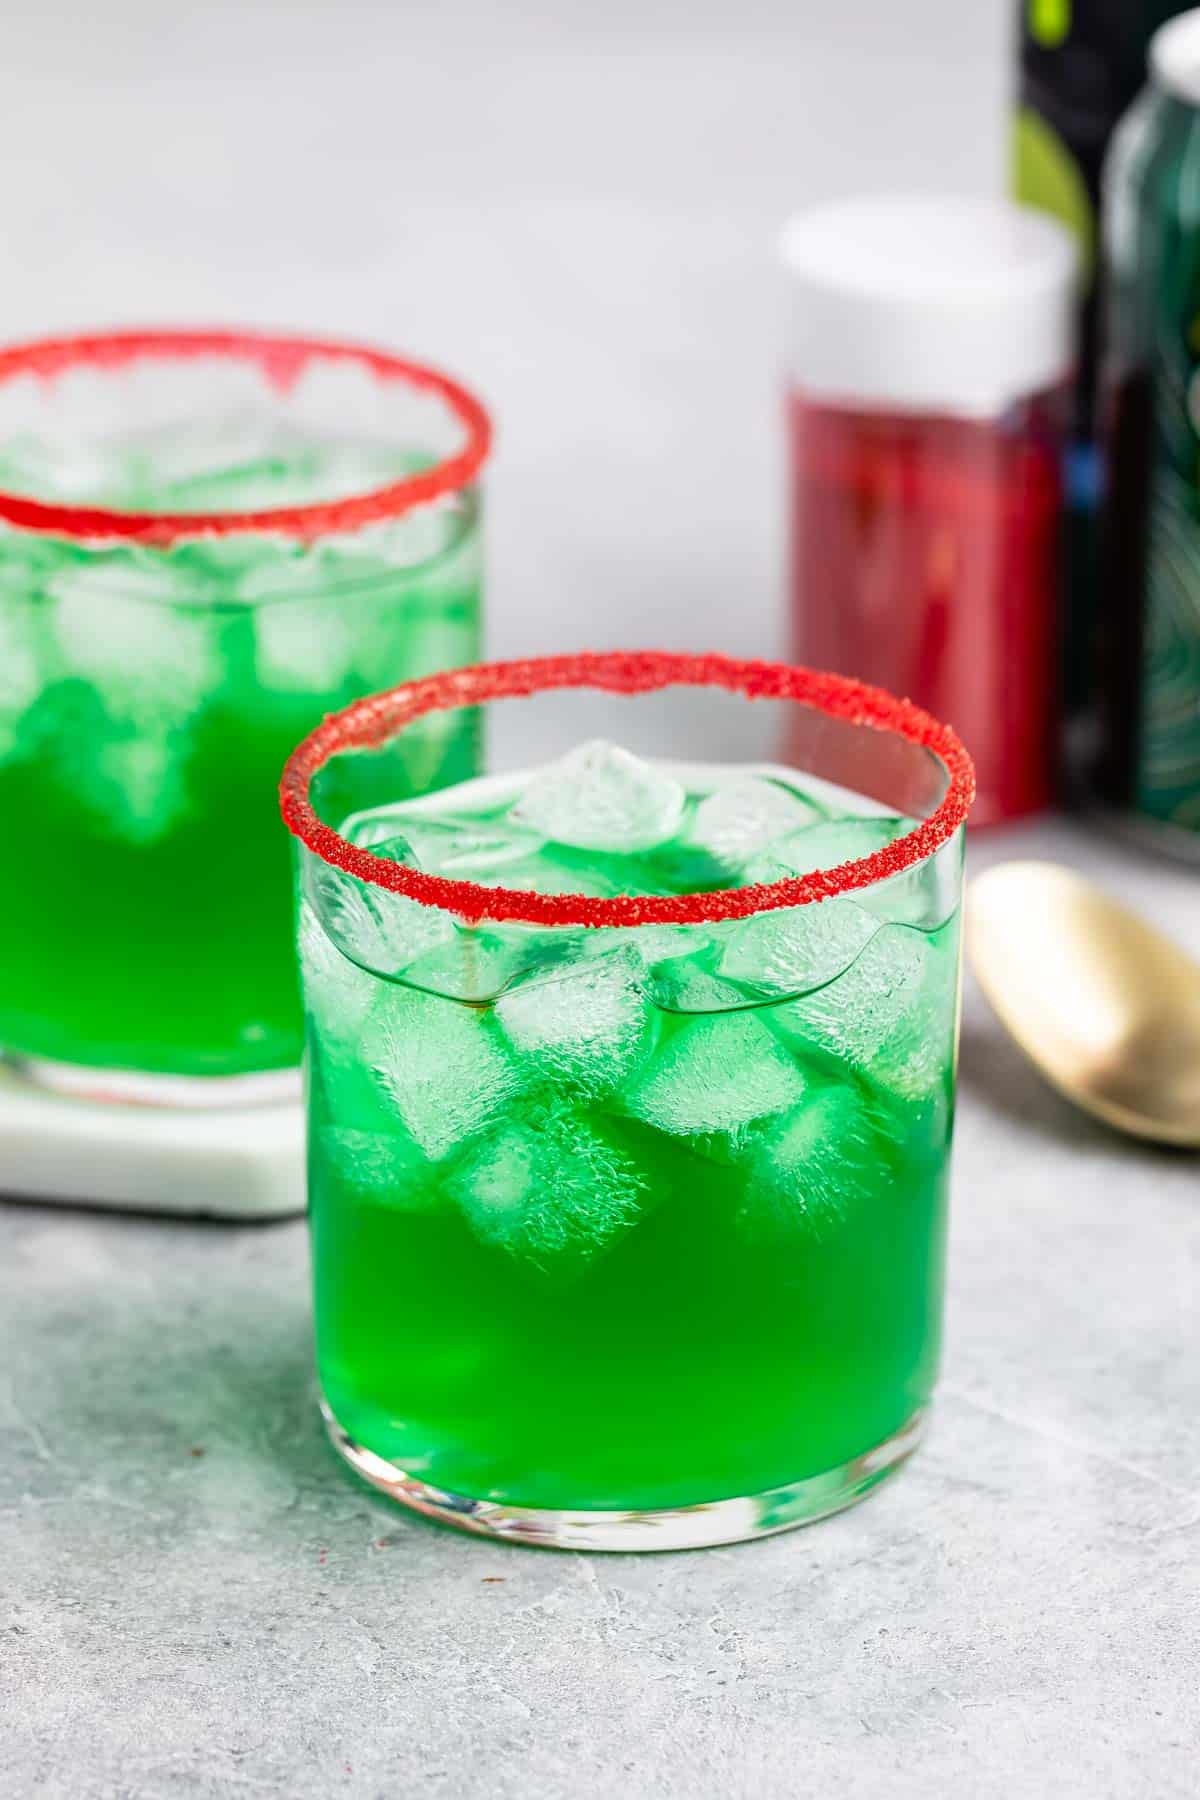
[779, 197, 1077, 826]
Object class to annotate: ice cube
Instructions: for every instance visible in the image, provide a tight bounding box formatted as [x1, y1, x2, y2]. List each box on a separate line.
[305, 858, 459, 980]
[717, 898, 881, 1000]
[321, 836, 580, 1003]
[737, 1084, 880, 1245]
[384, 829, 634, 900]
[647, 954, 751, 1014]
[403, 817, 547, 878]
[88, 731, 187, 846]
[348, 512, 482, 695]
[510, 740, 686, 852]
[123, 417, 412, 512]
[448, 1107, 648, 1283]
[48, 553, 221, 725]
[495, 948, 653, 1096]
[484, 851, 633, 899]
[353, 497, 473, 587]
[742, 816, 909, 885]
[405, 923, 575, 1006]
[0, 432, 115, 502]
[243, 518, 446, 693]
[0, 603, 42, 760]
[111, 415, 291, 505]
[579, 923, 747, 1012]
[368, 984, 527, 1161]
[621, 922, 703, 969]
[340, 806, 418, 851]
[254, 588, 360, 693]
[346, 807, 546, 877]
[767, 924, 954, 1100]
[620, 1011, 807, 1145]
[298, 901, 381, 1052]
[855, 834, 962, 933]
[314, 1126, 440, 1212]
[687, 775, 824, 876]
[0, 526, 60, 600]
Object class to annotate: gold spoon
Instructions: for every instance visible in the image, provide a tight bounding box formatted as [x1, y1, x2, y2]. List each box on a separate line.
[966, 860, 1200, 1148]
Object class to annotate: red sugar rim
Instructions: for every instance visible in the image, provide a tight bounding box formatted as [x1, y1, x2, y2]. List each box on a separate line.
[279, 652, 975, 928]
[0, 328, 491, 544]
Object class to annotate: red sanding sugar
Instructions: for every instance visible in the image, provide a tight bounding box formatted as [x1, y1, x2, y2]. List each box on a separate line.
[279, 651, 975, 929]
[0, 327, 491, 544]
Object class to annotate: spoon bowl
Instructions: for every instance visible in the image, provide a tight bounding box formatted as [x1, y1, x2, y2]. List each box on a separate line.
[967, 861, 1200, 1148]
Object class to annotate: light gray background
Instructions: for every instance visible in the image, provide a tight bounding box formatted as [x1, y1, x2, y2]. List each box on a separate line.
[0, 0, 1008, 686]
[4, 4, 1199, 1797]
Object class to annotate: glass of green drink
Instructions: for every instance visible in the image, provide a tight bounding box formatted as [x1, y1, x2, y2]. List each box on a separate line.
[0, 329, 489, 1102]
[281, 652, 974, 1550]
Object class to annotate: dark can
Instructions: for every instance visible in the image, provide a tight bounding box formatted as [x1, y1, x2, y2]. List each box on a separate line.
[1095, 10, 1200, 853]
[1013, 0, 1192, 722]
[1015, 0, 1189, 444]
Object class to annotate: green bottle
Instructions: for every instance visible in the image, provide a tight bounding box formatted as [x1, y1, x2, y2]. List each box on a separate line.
[1014, 0, 1189, 441]
[1095, 11, 1200, 849]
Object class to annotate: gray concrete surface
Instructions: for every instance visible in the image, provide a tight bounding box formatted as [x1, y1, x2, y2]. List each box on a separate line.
[3, 819, 1199, 1799]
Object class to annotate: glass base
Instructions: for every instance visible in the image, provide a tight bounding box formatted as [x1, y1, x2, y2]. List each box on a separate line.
[321, 1398, 927, 1552]
[4, 1052, 302, 1111]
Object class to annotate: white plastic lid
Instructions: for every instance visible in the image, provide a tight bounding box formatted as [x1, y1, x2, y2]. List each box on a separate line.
[1150, 9, 1200, 105]
[778, 195, 1077, 417]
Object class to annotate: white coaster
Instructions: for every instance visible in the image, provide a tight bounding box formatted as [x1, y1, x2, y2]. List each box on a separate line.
[0, 1068, 306, 1218]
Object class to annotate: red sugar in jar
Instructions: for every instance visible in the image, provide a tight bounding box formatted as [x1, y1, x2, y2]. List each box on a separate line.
[780, 197, 1076, 826]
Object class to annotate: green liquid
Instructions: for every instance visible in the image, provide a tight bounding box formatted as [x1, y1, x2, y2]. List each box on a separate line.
[303, 758, 959, 1513]
[0, 686, 309, 1074]
[0, 531, 480, 1078]
[311, 1038, 951, 1511]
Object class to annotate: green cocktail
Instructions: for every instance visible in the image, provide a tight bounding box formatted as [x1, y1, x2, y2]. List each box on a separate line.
[0, 330, 488, 1094]
[283, 653, 973, 1550]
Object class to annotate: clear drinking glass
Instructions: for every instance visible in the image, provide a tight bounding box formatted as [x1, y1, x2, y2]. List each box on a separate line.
[0, 329, 490, 1102]
[281, 651, 974, 1551]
